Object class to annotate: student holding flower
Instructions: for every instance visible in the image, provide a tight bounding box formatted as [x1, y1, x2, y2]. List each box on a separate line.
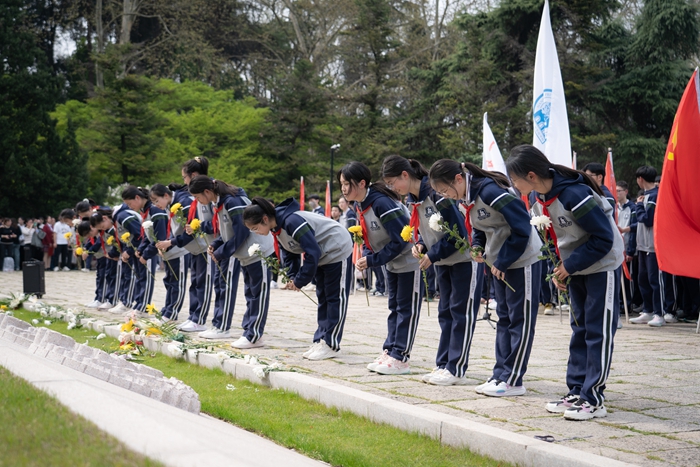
[381, 155, 482, 386]
[505, 145, 623, 420]
[338, 161, 422, 375]
[428, 159, 542, 397]
[77, 220, 116, 310]
[186, 176, 274, 347]
[243, 197, 354, 360]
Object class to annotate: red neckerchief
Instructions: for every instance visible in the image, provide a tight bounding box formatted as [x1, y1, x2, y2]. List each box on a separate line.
[271, 229, 281, 261]
[140, 209, 148, 239]
[536, 195, 561, 259]
[167, 209, 173, 238]
[99, 231, 107, 255]
[409, 203, 422, 242]
[460, 200, 474, 241]
[187, 199, 198, 223]
[212, 202, 223, 236]
[357, 204, 374, 252]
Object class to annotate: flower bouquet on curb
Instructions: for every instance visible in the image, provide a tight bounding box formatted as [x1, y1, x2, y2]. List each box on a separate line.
[400, 225, 431, 316]
[188, 218, 229, 287]
[348, 225, 370, 306]
[142, 220, 177, 278]
[118, 305, 187, 359]
[248, 243, 317, 306]
[428, 213, 515, 292]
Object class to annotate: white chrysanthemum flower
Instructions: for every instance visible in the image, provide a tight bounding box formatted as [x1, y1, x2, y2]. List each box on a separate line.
[216, 352, 229, 363]
[428, 213, 443, 232]
[249, 356, 259, 366]
[40, 309, 48, 317]
[67, 323, 75, 330]
[253, 367, 266, 379]
[243, 355, 251, 364]
[142, 220, 153, 230]
[248, 243, 261, 257]
[226, 384, 236, 391]
[31, 319, 39, 325]
[530, 215, 552, 230]
[96, 333, 106, 340]
[44, 320, 52, 325]
[72, 219, 81, 227]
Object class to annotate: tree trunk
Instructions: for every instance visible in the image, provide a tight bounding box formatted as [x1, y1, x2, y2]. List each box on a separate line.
[95, 0, 104, 89]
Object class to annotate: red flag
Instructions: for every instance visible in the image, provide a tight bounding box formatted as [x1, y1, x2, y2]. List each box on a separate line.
[656, 69, 700, 278]
[605, 149, 630, 280]
[325, 180, 331, 217]
[300, 176, 305, 211]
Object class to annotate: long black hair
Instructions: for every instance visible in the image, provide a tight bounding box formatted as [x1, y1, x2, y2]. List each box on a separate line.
[188, 175, 242, 198]
[89, 210, 113, 228]
[75, 199, 95, 217]
[429, 159, 511, 190]
[506, 145, 603, 196]
[183, 156, 209, 176]
[337, 161, 400, 201]
[381, 155, 429, 180]
[243, 197, 277, 226]
[76, 220, 93, 237]
[122, 185, 150, 200]
[149, 183, 172, 201]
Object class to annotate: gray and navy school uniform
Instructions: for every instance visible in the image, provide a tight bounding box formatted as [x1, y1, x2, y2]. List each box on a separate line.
[634, 186, 674, 316]
[356, 188, 422, 363]
[201, 192, 274, 340]
[156, 188, 193, 320]
[274, 198, 354, 351]
[171, 197, 215, 326]
[132, 201, 166, 313]
[112, 204, 141, 309]
[469, 177, 542, 388]
[532, 171, 623, 408]
[87, 233, 116, 305]
[618, 199, 637, 309]
[407, 177, 483, 378]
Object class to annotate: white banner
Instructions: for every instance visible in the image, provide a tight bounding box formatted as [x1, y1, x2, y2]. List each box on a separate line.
[482, 113, 507, 176]
[532, 0, 572, 167]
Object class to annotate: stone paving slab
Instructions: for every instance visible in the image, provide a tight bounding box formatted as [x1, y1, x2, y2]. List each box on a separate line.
[3, 269, 700, 466]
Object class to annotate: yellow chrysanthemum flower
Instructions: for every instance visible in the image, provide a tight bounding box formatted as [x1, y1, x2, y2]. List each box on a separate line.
[75, 247, 84, 255]
[63, 232, 72, 239]
[189, 218, 201, 231]
[400, 225, 414, 242]
[106, 236, 115, 246]
[120, 232, 131, 242]
[170, 203, 182, 214]
[0, 305, 7, 311]
[145, 303, 157, 315]
[348, 225, 363, 235]
[146, 327, 163, 336]
[120, 319, 135, 332]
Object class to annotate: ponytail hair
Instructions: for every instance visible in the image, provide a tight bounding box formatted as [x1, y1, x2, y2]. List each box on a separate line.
[337, 161, 400, 201]
[506, 145, 603, 196]
[75, 199, 93, 216]
[122, 185, 150, 200]
[188, 175, 242, 198]
[149, 183, 172, 201]
[89, 209, 113, 228]
[167, 183, 186, 192]
[182, 156, 209, 176]
[381, 155, 428, 180]
[429, 159, 511, 190]
[243, 197, 277, 226]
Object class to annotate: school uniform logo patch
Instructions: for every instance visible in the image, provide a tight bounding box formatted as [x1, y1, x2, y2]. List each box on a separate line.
[287, 240, 298, 249]
[424, 206, 436, 218]
[477, 208, 490, 220]
[558, 216, 573, 228]
[370, 221, 381, 231]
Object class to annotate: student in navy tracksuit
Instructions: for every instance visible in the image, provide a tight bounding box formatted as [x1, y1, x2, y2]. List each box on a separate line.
[244, 197, 354, 360]
[77, 220, 116, 309]
[122, 186, 166, 314]
[155, 157, 215, 332]
[187, 176, 274, 347]
[339, 161, 422, 375]
[430, 159, 542, 396]
[381, 155, 482, 386]
[149, 184, 191, 321]
[507, 145, 623, 420]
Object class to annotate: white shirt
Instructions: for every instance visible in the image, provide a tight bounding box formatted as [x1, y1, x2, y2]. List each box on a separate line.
[54, 221, 73, 245]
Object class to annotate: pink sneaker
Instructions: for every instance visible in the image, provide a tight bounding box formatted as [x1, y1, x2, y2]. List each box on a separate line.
[374, 356, 410, 375]
[367, 350, 389, 372]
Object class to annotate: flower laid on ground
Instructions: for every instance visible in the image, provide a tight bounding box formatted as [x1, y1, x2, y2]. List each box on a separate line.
[96, 333, 106, 340]
[248, 244, 317, 305]
[347, 226, 370, 306]
[400, 225, 414, 242]
[32, 319, 39, 324]
[146, 303, 158, 315]
[44, 320, 52, 325]
[0, 292, 30, 310]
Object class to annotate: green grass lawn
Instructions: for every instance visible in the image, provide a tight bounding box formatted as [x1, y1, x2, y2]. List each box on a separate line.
[5, 308, 511, 467]
[0, 366, 162, 467]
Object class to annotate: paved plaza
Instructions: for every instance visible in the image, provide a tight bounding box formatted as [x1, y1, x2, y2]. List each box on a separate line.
[3, 269, 700, 467]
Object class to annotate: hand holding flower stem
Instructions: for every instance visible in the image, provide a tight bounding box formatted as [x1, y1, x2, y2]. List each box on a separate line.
[348, 226, 370, 306]
[188, 219, 230, 288]
[143, 221, 177, 278]
[401, 225, 431, 316]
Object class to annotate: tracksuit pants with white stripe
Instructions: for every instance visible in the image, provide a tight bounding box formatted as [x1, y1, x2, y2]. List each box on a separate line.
[116, 257, 136, 307]
[161, 255, 190, 320]
[313, 256, 352, 351]
[384, 269, 423, 362]
[94, 257, 116, 304]
[492, 262, 541, 387]
[187, 252, 214, 325]
[566, 270, 619, 407]
[132, 257, 157, 313]
[435, 261, 483, 378]
[637, 251, 663, 316]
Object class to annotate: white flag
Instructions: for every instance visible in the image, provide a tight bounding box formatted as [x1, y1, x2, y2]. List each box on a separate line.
[482, 113, 507, 176]
[532, 0, 572, 167]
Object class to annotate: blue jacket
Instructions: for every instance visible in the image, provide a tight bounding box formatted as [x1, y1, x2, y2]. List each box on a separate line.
[274, 199, 321, 287]
[113, 203, 141, 257]
[201, 193, 251, 262]
[137, 201, 168, 261]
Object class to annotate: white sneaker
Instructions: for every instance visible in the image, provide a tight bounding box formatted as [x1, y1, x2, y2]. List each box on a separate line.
[85, 300, 101, 308]
[108, 303, 129, 314]
[179, 321, 207, 332]
[270, 281, 279, 290]
[367, 350, 389, 371]
[429, 369, 468, 386]
[663, 313, 678, 324]
[648, 315, 666, 327]
[62, 266, 70, 272]
[482, 381, 526, 397]
[475, 378, 497, 394]
[231, 335, 265, 349]
[302, 283, 316, 292]
[98, 301, 113, 310]
[543, 303, 554, 315]
[563, 399, 607, 420]
[374, 356, 410, 375]
[421, 367, 441, 383]
[81, 268, 89, 272]
[199, 327, 231, 339]
[630, 312, 654, 324]
[557, 304, 571, 311]
[486, 300, 498, 310]
[303, 342, 323, 358]
[307, 341, 339, 361]
[617, 320, 623, 329]
[53, 267, 59, 272]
